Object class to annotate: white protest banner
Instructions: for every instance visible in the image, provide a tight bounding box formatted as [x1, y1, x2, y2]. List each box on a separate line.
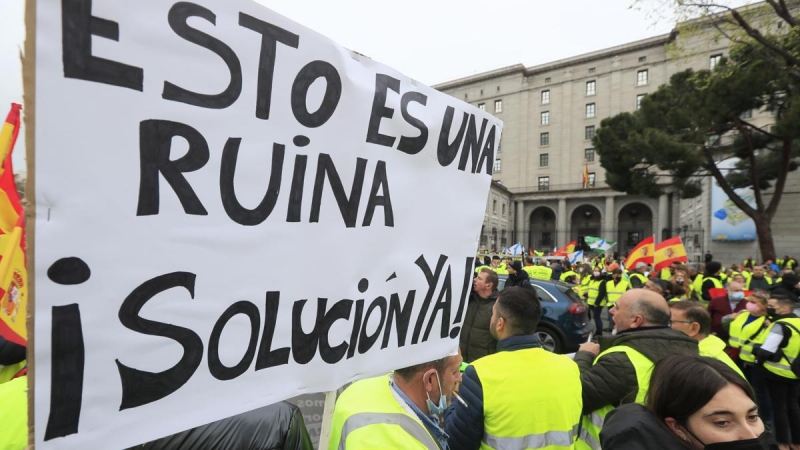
[29, 0, 502, 448]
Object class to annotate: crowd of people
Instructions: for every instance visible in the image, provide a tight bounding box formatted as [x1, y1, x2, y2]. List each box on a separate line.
[1, 253, 798, 449]
[332, 253, 800, 449]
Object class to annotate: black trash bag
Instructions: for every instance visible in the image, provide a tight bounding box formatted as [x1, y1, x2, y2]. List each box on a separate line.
[130, 401, 314, 450]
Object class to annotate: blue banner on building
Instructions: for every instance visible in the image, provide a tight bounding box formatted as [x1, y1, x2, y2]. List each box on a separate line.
[711, 159, 756, 242]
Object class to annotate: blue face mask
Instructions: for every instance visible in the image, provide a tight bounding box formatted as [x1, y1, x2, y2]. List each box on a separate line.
[425, 371, 448, 415]
[730, 291, 745, 301]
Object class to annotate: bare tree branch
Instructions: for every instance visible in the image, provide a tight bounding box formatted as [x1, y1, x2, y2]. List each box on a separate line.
[767, 0, 798, 26]
[701, 144, 757, 217]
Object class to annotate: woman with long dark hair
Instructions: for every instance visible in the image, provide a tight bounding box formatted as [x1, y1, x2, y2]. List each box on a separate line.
[601, 354, 767, 449]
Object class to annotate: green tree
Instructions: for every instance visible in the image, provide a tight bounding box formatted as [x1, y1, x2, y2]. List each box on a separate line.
[593, 41, 800, 260]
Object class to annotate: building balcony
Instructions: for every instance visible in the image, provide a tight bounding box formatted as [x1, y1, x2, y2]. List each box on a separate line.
[508, 180, 609, 194]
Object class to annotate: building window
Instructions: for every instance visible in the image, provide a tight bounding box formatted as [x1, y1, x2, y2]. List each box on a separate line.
[588, 172, 596, 187]
[493, 159, 501, 172]
[585, 148, 595, 162]
[478, 103, 485, 111]
[541, 232, 553, 247]
[540, 153, 549, 167]
[538, 176, 550, 191]
[586, 103, 596, 118]
[585, 125, 595, 140]
[501, 230, 507, 248]
[710, 54, 722, 70]
[636, 94, 645, 110]
[541, 111, 550, 125]
[740, 109, 752, 119]
[541, 90, 550, 104]
[637, 69, 649, 86]
[540, 132, 550, 146]
[627, 231, 641, 247]
[494, 99, 503, 113]
[588, 67, 596, 74]
[464, 93, 468, 100]
[493, 200, 497, 213]
[639, 56, 647, 62]
[502, 203, 506, 215]
[545, 77, 551, 83]
[586, 80, 596, 96]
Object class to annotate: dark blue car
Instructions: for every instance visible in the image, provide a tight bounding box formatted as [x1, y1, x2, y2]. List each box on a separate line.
[498, 276, 592, 353]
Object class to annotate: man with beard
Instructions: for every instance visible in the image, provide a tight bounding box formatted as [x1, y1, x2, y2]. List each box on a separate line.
[459, 269, 499, 363]
[446, 287, 582, 449]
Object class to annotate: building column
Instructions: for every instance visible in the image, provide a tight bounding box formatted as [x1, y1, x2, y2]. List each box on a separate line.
[604, 196, 615, 242]
[657, 194, 668, 243]
[557, 198, 567, 247]
[516, 201, 525, 247]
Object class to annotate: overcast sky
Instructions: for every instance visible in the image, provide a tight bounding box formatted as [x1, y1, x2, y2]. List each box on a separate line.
[1, 0, 747, 172]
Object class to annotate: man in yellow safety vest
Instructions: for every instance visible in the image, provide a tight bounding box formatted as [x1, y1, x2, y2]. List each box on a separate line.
[668, 301, 744, 378]
[329, 353, 463, 449]
[574, 289, 698, 449]
[445, 287, 582, 449]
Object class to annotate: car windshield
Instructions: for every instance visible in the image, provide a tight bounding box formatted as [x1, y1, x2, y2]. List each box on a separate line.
[558, 285, 582, 303]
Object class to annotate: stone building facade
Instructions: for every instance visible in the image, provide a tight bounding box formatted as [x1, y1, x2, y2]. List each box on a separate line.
[435, 11, 800, 263]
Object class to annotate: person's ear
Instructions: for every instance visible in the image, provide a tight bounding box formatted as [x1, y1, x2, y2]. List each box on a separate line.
[690, 322, 701, 337]
[422, 369, 436, 392]
[664, 418, 688, 442]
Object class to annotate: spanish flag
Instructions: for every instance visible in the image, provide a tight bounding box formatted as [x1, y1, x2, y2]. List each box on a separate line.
[654, 236, 688, 272]
[554, 241, 576, 257]
[0, 103, 26, 346]
[582, 161, 590, 188]
[625, 235, 655, 269]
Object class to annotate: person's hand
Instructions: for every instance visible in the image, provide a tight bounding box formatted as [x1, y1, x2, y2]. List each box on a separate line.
[579, 342, 600, 356]
[729, 311, 741, 320]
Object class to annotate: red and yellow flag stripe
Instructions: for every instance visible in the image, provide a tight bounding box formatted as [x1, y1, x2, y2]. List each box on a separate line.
[0, 103, 26, 345]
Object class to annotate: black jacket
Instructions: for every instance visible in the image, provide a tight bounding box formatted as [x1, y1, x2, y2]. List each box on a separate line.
[459, 290, 499, 363]
[445, 335, 541, 450]
[601, 403, 687, 450]
[0, 336, 25, 366]
[131, 402, 314, 450]
[505, 270, 532, 289]
[575, 326, 698, 414]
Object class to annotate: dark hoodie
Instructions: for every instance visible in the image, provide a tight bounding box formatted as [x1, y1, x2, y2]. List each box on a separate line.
[575, 326, 699, 414]
[505, 262, 533, 289]
[600, 404, 688, 450]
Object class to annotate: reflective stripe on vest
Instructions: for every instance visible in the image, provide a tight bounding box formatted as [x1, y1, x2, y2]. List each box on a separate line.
[472, 348, 582, 450]
[577, 346, 653, 450]
[764, 318, 800, 380]
[728, 313, 768, 363]
[328, 375, 439, 450]
[484, 425, 580, 450]
[338, 412, 439, 450]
